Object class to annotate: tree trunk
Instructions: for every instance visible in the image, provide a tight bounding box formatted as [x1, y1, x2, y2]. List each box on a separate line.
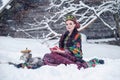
[113, 12, 120, 41]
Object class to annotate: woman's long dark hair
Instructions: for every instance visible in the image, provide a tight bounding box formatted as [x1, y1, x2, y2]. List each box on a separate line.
[59, 28, 78, 49]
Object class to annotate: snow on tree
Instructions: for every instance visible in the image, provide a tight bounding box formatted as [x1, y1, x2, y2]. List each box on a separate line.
[112, 0, 120, 40]
[16, 0, 120, 43]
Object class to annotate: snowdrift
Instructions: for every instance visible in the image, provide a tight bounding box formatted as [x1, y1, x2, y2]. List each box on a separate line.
[0, 36, 120, 80]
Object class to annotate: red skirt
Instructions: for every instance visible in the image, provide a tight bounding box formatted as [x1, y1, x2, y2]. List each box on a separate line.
[43, 52, 76, 66]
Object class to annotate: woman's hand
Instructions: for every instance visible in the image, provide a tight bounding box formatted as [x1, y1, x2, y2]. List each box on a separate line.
[52, 48, 65, 53]
[50, 46, 65, 54]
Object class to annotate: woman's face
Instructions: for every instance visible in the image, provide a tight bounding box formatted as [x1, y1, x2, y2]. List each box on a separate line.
[65, 20, 76, 33]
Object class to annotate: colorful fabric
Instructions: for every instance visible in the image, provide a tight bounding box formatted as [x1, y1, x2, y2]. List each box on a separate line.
[43, 52, 76, 66]
[69, 34, 82, 58]
[66, 33, 82, 58]
[59, 29, 82, 58]
[86, 58, 104, 67]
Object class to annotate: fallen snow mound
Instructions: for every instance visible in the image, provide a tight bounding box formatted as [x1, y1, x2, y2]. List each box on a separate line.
[0, 36, 120, 80]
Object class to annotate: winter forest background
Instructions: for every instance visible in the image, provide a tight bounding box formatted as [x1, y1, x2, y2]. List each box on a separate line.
[0, 0, 120, 41]
[0, 0, 120, 80]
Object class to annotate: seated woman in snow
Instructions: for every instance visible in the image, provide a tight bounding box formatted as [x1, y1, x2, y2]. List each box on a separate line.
[8, 15, 104, 70]
[42, 15, 104, 69]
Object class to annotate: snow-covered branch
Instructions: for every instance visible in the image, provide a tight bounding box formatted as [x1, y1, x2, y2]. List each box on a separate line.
[16, 0, 120, 42]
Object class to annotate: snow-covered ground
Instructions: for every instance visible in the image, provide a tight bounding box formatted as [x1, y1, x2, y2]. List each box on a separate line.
[0, 36, 120, 80]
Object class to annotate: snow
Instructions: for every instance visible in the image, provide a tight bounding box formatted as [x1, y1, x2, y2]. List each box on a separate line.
[0, 0, 11, 10]
[0, 36, 120, 80]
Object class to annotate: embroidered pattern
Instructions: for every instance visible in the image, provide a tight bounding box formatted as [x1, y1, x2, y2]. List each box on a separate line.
[69, 34, 82, 58]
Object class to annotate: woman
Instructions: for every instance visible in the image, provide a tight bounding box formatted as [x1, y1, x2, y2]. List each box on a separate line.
[43, 15, 86, 69]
